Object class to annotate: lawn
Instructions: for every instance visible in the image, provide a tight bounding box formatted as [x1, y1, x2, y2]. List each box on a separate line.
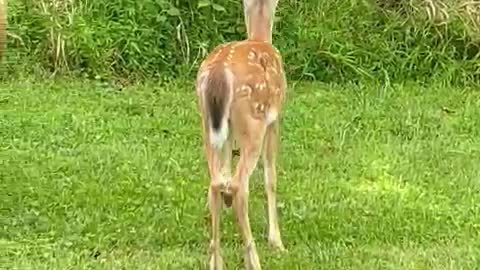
[1, 78, 480, 269]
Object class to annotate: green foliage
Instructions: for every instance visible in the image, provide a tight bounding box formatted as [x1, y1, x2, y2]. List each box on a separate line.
[3, 0, 480, 84]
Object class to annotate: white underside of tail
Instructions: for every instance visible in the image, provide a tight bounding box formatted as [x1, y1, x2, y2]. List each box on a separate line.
[265, 109, 278, 125]
[209, 119, 228, 149]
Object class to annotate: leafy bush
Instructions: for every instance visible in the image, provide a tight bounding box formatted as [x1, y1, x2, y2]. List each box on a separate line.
[3, 0, 480, 84]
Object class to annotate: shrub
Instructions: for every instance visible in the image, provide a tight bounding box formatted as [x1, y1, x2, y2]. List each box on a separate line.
[3, 0, 480, 84]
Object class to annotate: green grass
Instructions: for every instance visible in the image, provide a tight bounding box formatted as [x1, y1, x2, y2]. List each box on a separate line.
[1, 78, 480, 269]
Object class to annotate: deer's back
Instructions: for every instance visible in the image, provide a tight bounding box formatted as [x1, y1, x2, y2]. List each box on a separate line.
[198, 40, 286, 124]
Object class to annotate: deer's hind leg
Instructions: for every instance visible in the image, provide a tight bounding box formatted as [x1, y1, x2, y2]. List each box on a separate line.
[200, 109, 226, 270]
[229, 111, 267, 270]
[262, 120, 285, 251]
[220, 129, 234, 207]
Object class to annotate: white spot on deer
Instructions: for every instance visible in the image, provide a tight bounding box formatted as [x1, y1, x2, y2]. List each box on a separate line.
[265, 110, 278, 125]
[255, 103, 265, 112]
[241, 85, 252, 97]
[212, 49, 223, 61]
[248, 51, 256, 60]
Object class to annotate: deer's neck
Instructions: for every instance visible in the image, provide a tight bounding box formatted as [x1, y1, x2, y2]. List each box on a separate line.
[246, 7, 273, 43]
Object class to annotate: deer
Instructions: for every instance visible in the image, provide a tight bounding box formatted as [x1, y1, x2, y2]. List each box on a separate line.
[195, 0, 286, 269]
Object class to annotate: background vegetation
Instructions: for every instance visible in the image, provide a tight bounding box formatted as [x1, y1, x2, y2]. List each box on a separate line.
[2, 0, 480, 84]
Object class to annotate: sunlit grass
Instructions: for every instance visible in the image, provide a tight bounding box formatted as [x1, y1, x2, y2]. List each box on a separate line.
[1, 78, 479, 269]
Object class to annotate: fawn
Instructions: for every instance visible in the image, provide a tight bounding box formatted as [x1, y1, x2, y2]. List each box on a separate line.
[195, 0, 286, 269]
